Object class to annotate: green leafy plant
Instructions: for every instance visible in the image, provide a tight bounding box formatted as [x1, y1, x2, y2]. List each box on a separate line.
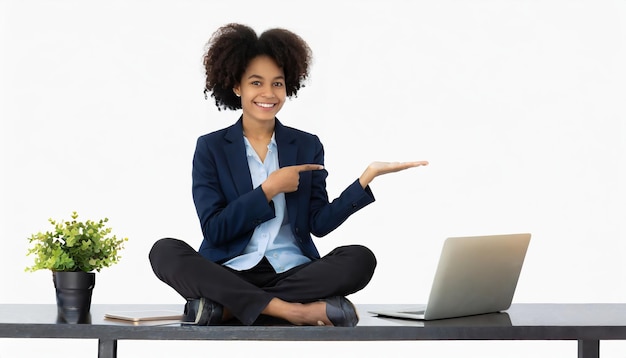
[26, 211, 128, 273]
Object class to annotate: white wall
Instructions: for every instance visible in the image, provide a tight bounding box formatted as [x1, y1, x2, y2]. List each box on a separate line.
[1, 0, 625, 356]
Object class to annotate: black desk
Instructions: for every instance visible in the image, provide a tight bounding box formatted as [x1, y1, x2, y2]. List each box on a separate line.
[2, 303, 626, 358]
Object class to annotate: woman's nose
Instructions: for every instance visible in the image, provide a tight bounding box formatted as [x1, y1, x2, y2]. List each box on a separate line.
[262, 85, 276, 98]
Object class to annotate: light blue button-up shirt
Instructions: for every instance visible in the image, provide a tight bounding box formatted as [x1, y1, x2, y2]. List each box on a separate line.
[222, 134, 312, 273]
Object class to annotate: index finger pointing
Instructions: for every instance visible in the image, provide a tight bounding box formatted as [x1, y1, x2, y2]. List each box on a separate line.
[295, 164, 325, 172]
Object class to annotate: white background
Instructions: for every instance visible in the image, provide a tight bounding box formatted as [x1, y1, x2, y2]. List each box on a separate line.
[1, 0, 625, 356]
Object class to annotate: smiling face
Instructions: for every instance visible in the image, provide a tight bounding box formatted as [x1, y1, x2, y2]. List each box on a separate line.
[234, 55, 286, 126]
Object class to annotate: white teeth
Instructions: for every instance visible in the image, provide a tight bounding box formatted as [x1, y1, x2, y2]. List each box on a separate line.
[256, 103, 274, 108]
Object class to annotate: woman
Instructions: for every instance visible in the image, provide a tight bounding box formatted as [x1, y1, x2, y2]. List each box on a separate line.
[149, 23, 428, 327]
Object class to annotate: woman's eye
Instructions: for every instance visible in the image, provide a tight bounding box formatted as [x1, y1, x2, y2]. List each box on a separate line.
[251, 81, 261, 86]
[273, 82, 284, 87]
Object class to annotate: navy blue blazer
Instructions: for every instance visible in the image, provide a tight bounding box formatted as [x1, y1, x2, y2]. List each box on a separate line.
[192, 117, 375, 264]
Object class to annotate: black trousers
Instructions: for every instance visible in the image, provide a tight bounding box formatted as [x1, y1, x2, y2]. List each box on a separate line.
[148, 238, 377, 325]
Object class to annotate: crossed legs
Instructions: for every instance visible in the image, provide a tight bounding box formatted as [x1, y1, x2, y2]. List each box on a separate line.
[148, 238, 376, 326]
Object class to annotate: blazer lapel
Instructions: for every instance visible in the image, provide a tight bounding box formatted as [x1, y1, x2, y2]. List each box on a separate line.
[275, 119, 299, 223]
[223, 118, 254, 196]
[275, 119, 297, 168]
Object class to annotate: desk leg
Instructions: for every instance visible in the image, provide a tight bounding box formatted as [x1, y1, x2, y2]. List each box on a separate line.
[98, 339, 118, 358]
[578, 340, 599, 358]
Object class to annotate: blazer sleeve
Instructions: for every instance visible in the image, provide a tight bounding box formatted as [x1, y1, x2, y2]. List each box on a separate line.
[287, 133, 376, 242]
[309, 141, 375, 237]
[192, 134, 275, 261]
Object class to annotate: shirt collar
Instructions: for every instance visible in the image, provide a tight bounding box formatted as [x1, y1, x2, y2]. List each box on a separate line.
[243, 132, 277, 157]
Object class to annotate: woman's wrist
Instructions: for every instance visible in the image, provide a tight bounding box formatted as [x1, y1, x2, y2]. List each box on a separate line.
[359, 169, 375, 189]
[261, 182, 276, 201]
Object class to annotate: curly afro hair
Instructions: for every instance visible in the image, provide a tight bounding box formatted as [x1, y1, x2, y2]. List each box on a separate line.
[203, 23, 313, 111]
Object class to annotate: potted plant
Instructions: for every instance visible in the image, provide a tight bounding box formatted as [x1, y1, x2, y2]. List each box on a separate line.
[25, 211, 128, 323]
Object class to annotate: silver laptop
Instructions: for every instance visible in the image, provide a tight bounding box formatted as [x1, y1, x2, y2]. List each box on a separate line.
[370, 233, 531, 320]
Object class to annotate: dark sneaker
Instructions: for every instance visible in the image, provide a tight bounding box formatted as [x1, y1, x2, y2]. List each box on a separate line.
[325, 296, 359, 327]
[182, 298, 223, 325]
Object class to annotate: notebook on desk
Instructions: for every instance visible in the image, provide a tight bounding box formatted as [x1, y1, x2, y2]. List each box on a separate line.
[369, 233, 531, 321]
[104, 310, 182, 323]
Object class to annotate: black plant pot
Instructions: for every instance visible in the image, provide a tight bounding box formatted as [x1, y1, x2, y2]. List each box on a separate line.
[52, 271, 95, 324]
